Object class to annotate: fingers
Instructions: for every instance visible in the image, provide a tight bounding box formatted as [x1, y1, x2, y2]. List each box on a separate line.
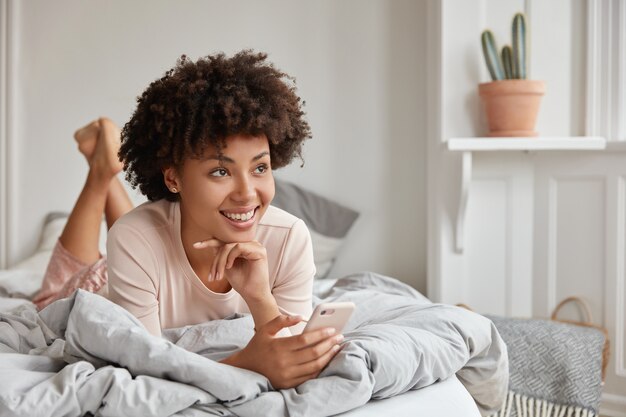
[285, 327, 337, 350]
[193, 238, 223, 249]
[290, 341, 343, 380]
[295, 333, 344, 365]
[210, 241, 265, 282]
[302, 341, 343, 374]
[192, 238, 224, 281]
[262, 314, 303, 336]
[271, 341, 341, 388]
[217, 243, 238, 280]
[225, 244, 244, 269]
[213, 246, 228, 281]
[249, 317, 347, 390]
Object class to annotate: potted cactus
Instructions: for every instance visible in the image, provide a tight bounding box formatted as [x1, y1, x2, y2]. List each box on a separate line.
[479, 13, 545, 137]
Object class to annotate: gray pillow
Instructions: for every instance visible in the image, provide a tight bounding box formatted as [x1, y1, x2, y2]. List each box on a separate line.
[272, 180, 359, 278]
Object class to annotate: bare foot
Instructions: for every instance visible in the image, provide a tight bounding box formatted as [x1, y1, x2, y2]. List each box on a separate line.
[74, 120, 100, 162]
[88, 117, 123, 181]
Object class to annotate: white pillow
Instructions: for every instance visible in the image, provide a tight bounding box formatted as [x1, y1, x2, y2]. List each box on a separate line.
[10, 212, 108, 274]
[9, 213, 68, 274]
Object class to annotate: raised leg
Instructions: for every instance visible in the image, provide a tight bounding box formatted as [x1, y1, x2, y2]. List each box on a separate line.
[104, 176, 133, 230]
[58, 118, 128, 264]
[76, 118, 134, 229]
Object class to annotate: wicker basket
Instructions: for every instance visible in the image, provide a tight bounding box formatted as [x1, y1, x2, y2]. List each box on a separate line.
[457, 296, 610, 381]
[550, 296, 610, 382]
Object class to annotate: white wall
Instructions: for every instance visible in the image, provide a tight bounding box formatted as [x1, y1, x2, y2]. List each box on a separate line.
[2, 0, 428, 291]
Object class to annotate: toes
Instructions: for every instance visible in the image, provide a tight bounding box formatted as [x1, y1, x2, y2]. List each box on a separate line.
[74, 120, 100, 142]
[74, 120, 100, 160]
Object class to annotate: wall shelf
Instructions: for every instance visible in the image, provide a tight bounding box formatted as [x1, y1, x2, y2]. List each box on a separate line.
[448, 136, 606, 151]
[446, 136, 607, 253]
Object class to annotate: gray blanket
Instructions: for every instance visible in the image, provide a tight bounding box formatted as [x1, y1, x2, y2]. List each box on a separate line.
[0, 272, 508, 417]
[487, 315, 605, 417]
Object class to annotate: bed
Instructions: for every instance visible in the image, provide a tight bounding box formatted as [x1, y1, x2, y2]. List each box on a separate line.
[0, 277, 485, 417]
[0, 182, 506, 416]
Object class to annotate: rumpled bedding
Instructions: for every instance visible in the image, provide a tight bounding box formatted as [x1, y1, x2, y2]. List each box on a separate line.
[0, 271, 508, 417]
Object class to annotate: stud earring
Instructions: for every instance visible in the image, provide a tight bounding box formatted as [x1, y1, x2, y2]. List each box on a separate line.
[171, 187, 178, 193]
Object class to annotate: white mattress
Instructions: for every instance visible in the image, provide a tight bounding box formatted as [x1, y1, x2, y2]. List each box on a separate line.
[335, 375, 481, 417]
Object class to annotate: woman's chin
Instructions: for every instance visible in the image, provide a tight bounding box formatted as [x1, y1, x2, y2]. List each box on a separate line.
[218, 228, 257, 243]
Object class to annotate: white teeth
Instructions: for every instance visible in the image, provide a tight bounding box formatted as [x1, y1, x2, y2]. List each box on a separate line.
[224, 209, 255, 221]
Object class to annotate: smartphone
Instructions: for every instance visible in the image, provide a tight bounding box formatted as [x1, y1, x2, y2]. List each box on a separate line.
[303, 301, 355, 334]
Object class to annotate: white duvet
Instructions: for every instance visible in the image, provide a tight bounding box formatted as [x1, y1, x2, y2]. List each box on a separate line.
[0, 271, 507, 416]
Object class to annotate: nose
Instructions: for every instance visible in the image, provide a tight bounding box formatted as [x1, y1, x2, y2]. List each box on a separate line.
[231, 174, 256, 203]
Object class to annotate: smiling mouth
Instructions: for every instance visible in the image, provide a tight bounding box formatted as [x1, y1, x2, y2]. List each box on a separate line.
[220, 207, 258, 222]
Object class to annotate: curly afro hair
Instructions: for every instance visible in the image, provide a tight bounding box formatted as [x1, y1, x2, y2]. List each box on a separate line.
[119, 49, 312, 202]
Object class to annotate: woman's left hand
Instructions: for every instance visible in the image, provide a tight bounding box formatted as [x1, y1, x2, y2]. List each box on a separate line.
[193, 239, 271, 302]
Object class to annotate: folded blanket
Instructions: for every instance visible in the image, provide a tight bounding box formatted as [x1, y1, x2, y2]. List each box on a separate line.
[486, 315, 605, 417]
[0, 272, 508, 417]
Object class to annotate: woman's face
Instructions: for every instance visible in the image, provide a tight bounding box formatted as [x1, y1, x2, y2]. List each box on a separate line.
[166, 134, 275, 243]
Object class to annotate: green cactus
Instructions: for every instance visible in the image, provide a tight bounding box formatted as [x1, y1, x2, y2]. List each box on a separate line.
[512, 13, 527, 79]
[501, 45, 513, 79]
[481, 12, 528, 81]
[481, 30, 505, 81]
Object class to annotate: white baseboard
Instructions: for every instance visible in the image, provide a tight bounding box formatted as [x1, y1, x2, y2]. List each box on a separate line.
[601, 393, 626, 417]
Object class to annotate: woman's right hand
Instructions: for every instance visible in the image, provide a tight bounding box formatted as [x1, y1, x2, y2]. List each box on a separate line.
[222, 315, 344, 389]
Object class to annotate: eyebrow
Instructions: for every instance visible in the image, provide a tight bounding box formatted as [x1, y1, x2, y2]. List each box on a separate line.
[204, 151, 270, 164]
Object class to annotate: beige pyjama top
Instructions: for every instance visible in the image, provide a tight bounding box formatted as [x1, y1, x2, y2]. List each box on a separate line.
[106, 199, 315, 337]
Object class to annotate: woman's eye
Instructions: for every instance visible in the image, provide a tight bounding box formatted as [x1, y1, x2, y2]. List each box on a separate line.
[254, 164, 269, 174]
[210, 168, 228, 177]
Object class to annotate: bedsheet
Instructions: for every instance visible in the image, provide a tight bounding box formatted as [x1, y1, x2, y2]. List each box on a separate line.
[0, 271, 508, 416]
[336, 374, 481, 417]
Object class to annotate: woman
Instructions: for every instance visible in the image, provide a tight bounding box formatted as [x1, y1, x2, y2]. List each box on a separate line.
[34, 50, 342, 389]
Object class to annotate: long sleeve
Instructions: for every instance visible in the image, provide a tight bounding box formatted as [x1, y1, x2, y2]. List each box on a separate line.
[106, 223, 162, 337]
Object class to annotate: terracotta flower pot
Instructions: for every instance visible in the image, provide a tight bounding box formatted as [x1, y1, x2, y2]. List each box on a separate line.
[478, 80, 545, 137]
